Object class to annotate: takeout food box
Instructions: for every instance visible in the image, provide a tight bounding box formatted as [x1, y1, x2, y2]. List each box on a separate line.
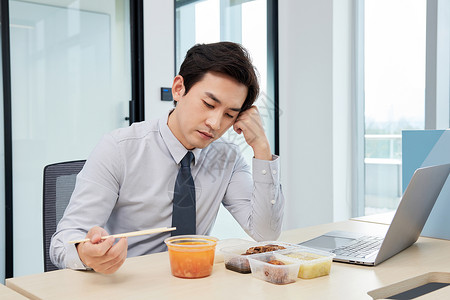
[221, 241, 295, 274]
[214, 238, 254, 264]
[247, 252, 301, 285]
[164, 235, 218, 279]
[278, 247, 335, 279]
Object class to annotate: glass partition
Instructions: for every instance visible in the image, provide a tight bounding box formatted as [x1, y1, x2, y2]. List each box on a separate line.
[175, 0, 275, 163]
[9, 0, 132, 276]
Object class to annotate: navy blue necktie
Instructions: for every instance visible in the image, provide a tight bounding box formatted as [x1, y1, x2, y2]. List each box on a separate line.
[171, 151, 196, 236]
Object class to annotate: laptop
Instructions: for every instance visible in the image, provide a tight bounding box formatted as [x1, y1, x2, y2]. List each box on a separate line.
[299, 163, 450, 266]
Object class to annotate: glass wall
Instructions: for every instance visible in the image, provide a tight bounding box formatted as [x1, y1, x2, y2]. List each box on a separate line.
[8, 0, 131, 276]
[175, 0, 274, 161]
[363, 0, 426, 215]
[175, 0, 276, 239]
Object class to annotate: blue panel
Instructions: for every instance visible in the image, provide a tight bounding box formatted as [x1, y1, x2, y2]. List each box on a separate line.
[402, 130, 445, 192]
[402, 130, 450, 240]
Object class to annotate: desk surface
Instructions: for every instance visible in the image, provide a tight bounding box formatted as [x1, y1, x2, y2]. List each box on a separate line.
[6, 220, 450, 300]
[350, 211, 395, 225]
[0, 283, 28, 299]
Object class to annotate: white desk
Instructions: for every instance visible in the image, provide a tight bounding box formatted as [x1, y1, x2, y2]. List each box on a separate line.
[0, 283, 28, 299]
[6, 220, 450, 299]
[350, 211, 395, 225]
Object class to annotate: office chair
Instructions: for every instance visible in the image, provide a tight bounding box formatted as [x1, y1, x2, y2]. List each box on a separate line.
[43, 160, 86, 272]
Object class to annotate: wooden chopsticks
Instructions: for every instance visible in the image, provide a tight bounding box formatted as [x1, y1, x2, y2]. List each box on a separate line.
[68, 227, 176, 244]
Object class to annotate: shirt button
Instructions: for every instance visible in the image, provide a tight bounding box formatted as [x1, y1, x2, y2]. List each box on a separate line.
[272, 170, 277, 175]
[270, 199, 276, 205]
[262, 170, 267, 175]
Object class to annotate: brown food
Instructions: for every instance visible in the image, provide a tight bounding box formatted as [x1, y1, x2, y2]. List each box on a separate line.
[267, 259, 285, 265]
[263, 261, 290, 284]
[226, 244, 287, 274]
[225, 257, 251, 274]
[243, 244, 286, 255]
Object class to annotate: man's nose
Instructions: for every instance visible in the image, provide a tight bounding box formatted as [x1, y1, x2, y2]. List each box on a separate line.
[206, 112, 221, 131]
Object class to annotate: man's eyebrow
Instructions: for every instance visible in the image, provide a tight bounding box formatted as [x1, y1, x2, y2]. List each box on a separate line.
[205, 92, 241, 112]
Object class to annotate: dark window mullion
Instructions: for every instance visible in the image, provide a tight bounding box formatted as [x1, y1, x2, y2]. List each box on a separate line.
[267, 0, 279, 155]
[130, 0, 145, 124]
[1, 0, 14, 279]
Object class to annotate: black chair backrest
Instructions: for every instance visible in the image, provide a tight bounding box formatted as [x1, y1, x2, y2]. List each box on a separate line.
[43, 160, 85, 272]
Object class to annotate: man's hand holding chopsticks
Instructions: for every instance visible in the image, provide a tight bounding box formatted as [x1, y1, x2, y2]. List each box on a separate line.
[76, 226, 128, 274]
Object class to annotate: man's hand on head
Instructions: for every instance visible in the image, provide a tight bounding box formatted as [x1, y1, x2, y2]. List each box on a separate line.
[76, 226, 128, 274]
[233, 106, 272, 161]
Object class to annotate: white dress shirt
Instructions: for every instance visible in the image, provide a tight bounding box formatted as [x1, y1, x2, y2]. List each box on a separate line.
[50, 112, 284, 270]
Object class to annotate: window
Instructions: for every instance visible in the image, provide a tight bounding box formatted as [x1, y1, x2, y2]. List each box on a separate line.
[363, 0, 427, 215]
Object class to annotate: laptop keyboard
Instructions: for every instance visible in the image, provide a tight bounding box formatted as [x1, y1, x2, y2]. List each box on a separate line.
[332, 236, 383, 258]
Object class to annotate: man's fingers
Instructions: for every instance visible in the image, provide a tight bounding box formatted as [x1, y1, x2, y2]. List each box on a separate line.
[233, 123, 242, 134]
[86, 226, 109, 243]
[77, 226, 128, 273]
[90, 233, 102, 243]
[233, 106, 271, 160]
[93, 238, 128, 274]
[84, 236, 115, 258]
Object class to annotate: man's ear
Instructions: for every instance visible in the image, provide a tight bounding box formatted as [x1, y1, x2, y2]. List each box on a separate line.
[172, 75, 185, 103]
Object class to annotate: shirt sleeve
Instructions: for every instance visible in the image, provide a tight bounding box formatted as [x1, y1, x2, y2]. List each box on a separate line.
[222, 154, 284, 241]
[50, 133, 122, 270]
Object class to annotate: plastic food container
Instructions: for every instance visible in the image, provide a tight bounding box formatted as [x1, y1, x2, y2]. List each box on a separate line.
[279, 247, 336, 279]
[164, 235, 218, 279]
[221, 241, 257, 273]
[221, 241, 294, 274]
[247, 252, 301, 285]
[214, 238, 254, 264]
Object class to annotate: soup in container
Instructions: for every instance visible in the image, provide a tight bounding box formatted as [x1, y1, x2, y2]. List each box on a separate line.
[164, 235, 218, 278]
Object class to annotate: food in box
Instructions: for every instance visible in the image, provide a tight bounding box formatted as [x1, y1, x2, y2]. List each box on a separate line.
[281, 247, 335, 279]
[164, 235, 218, 279]
[221, 242, 257, 273]
[247, 253, 301, 285]
[221, 242, 291, 273]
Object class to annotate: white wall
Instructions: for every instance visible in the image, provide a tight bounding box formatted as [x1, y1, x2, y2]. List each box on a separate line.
[143, 0, 176, 120]
[332, 0, 353, 223]
[143, 0, 355, 232]
[279, 0, 353, 230]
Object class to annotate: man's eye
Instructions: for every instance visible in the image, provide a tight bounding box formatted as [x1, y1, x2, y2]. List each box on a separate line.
[225, 113, 235, 118]
[203, 101, 214, 108]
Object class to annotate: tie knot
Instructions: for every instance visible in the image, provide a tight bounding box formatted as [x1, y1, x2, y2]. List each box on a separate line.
[180, 151, 194, 167]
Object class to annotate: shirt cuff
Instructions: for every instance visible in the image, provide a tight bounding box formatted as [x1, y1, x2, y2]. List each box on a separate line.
[252, 155, 280, 184]
[65, 243, 92, 270]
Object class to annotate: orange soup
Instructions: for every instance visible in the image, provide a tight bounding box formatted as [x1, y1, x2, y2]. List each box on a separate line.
[165, 236, 218, 279]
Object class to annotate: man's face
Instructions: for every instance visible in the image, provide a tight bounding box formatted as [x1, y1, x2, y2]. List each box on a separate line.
[168, 72, 247, 149]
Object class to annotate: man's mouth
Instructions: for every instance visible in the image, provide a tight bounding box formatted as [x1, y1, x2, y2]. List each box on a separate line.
[198, 130, 214, 139]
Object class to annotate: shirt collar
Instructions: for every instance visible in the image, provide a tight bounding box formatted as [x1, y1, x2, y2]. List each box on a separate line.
[159, 110, 202, 165]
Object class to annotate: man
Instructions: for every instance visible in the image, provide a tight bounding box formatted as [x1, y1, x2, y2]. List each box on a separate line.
[50, 42, 284, 274]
